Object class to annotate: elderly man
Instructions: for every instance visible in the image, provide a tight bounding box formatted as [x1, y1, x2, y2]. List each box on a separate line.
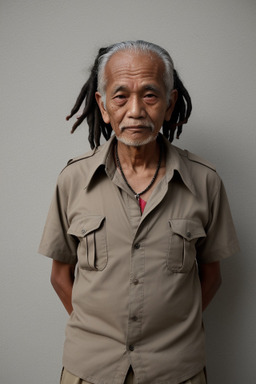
[39, 41, 239, 384]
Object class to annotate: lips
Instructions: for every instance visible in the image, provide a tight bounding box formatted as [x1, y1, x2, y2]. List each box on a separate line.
[120, 123, 154, 132]
[123, 126, 147, 129]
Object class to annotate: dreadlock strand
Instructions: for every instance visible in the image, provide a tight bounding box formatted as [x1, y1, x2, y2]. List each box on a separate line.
[169, 126, 176, 142]
[93, 108, 102, 148]
[174, 94, 186, 139]
[94, 114, 101, 149]
[70, 75, 98, 134]
[170, 96, 181, 126]
[86, 109, 95, 146]
[70, 113, 87, 134]
[178, 94, 186, 124]
[181, 86, 192, 122]
[168, 99, 181, 140]
[67, 44, 101, 131]
[88, 117, 95, 150]
[101, 125, 108, 141]
[176, 125, 183, 139]
[174, 70, 192, 123]
[105, 123, 113, 141]
[66, 80, 90, 121]
[163, 119, 176, 142]
[162, 123, 169, 140]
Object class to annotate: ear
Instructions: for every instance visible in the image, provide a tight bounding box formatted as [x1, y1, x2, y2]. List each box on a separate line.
[164, 89, 178, 122]
[95, 92, 110, 124]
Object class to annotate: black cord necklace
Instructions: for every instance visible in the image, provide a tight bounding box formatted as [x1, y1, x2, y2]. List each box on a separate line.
[115, 141, 162, 200]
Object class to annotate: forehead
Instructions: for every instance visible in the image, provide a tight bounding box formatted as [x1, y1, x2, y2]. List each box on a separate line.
[104, 50, 166, 90]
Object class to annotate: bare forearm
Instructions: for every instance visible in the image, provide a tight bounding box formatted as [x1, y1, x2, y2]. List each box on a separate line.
[52, 277, 73, 314]
[201, 275, 222, 311]
[199, 261, 222, 311]
[51, 260, 75, 315]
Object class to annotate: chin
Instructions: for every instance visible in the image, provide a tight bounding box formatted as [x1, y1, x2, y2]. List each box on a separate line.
[117, 135, 157, 147]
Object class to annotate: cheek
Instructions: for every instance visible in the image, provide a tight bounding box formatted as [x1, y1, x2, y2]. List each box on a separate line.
[107, 116, 123, 133]
[150, 110, 166, 127]
[108, 109, 125, 126]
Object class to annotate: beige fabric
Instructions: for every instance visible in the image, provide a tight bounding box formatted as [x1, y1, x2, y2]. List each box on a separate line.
[60, 367, 206, 384]
[60, 367, 134, 384]
[39, 135, 239, 384]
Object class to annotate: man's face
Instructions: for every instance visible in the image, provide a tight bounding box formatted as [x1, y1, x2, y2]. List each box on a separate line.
[96, 50, 177, 147]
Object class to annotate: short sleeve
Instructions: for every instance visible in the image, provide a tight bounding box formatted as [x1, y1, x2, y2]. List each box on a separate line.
[197, 179, 240, 264]
[38, 178, 78, 264]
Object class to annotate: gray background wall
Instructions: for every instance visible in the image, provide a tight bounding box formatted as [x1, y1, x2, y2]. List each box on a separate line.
[1, 1, 255, 383]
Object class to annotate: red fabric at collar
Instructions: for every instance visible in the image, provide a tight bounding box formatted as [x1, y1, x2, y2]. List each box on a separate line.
[139, 197, 147, 214]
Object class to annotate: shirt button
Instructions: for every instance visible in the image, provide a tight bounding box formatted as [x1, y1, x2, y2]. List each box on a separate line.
[81, 229, 86, 235]
[133, 279, 139, 285]
[129, 345, 135, 351]
[131, 316, 138, 321]
[134, 243, 140, 249]
[186, 231, 192, 238]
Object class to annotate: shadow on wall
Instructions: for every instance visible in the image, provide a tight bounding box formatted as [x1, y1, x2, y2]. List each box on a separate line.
[203, 252, 244, 382]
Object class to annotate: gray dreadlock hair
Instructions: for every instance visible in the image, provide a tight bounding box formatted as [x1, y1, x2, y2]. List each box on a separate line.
[66, 40, 192, 149]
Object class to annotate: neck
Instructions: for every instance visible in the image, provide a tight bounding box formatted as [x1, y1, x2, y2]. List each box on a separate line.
[115, 137, 163, 202]
[116, 138, 160, 171]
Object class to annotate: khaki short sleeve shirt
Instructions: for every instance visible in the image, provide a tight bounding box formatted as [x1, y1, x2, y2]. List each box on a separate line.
[38, 135, 240, 384]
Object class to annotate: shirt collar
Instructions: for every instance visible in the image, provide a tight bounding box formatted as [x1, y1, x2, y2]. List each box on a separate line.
[83, 135, 116, 189]
[162, 135, 196, 195]
[84, 134, 196, 195]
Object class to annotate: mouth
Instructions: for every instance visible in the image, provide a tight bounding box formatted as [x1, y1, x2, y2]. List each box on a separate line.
[120, 124, 154, 132]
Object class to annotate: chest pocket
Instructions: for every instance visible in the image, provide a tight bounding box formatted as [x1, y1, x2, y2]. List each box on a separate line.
[67, 215, 108, 271]
[167, 219, 206, 273]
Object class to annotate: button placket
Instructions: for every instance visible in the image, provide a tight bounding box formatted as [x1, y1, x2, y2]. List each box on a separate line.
[126, 239, 144, 358]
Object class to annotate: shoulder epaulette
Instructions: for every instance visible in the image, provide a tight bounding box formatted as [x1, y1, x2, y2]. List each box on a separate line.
[60, 147, 98, 174]
[174, 146, 216, 171]
[186, 150, 216, 171]
[66, 147, 98, 167]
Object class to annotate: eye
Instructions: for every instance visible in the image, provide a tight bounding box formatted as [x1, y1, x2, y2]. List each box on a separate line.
[113, 94, 127, 105]
[144, 93, 158, 103]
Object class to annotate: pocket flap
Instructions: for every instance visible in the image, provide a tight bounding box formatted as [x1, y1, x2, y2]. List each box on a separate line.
[68, 215, 105, 237]
[169, 219, 206, 241]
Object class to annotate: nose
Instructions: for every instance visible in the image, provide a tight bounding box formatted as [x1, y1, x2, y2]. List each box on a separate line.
[127, 95, 146, 119]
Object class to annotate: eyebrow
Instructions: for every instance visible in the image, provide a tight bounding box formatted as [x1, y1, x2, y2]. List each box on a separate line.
[112, 85, 128, 94]
[112, 84, 161, 95]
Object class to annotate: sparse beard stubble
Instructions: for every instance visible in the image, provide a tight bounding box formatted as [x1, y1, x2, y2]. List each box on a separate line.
[116, 135, 157, 147]
[117, 122, 156, 147]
